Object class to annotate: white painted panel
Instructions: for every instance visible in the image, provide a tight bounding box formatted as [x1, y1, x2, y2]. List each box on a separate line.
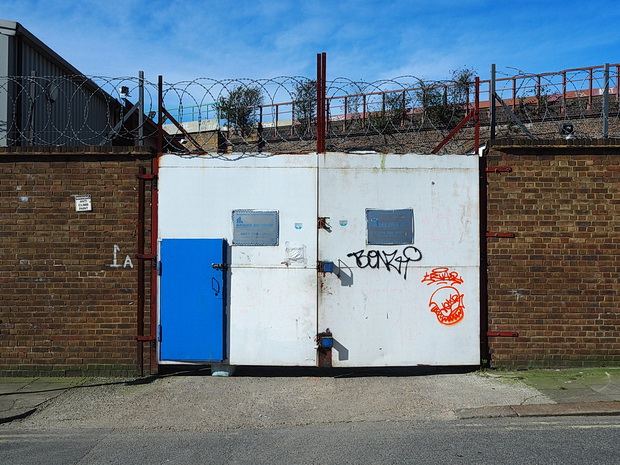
[317, 153, 480, 366]
[158, 152, 480, 367]
[158, 153, 318, 365]
[229, 268, 317, 366]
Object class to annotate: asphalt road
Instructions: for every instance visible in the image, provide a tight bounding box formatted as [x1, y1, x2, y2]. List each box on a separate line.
[2, 416, 619, 464]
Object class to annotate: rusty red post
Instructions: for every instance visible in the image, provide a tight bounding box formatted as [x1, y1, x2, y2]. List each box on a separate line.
[588, 68, 594, 110]
[316, 55, 322, 152]
[475, 77, 480, 154]
[316, 53, 326, 153]
[322, 53, 327, 150]
[136, 167, 146, 376]
[562, 71, 567, 115]
[150, 76, 163, 374]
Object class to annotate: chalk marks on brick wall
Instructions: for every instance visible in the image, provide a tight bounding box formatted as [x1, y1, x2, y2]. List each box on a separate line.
[421, 267, 465, 325]
[346, 246, 422, 280]
[109, 244, 134, 269]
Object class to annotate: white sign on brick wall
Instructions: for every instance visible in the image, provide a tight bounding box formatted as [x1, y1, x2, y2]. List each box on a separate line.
[74, 195, 92, 212]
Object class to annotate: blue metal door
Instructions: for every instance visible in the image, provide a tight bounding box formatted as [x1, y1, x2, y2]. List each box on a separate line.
[159, 238, 226, 362]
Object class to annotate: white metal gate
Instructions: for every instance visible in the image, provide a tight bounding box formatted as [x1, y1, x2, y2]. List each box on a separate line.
[157, 152, 479, 367]
[317, 153, 479, 366]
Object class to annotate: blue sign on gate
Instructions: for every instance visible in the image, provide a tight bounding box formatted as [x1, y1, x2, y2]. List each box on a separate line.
[232, 210, 279, 246]
[366, 208, 414, 245]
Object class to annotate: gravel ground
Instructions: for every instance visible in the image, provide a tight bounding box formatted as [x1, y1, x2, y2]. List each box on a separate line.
[13, 370, 551, 432]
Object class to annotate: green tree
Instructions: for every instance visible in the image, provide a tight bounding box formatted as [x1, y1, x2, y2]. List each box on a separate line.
[292, 79, 316, 133]
[415, 67, 476, 128]
[217, 85, 263, 136]
[369, 91, 411, 131]
[450, 67, 476, 109]
[416, 80, 450, 126]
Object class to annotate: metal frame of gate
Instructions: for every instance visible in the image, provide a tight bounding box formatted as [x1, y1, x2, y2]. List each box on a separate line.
[155, 152, 480, 368]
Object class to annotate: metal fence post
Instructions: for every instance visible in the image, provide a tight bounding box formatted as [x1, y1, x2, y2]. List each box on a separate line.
[588, 68, 594, 111]
[27, 70, 36, 145]
[490, 64, 496, 140]
[157, 75, 163, 154]
[138, 71, 144, 146]
[475, 77, 480, 153]
[603, 63, 609, 138]
[561, 71, 566, 116]
[316, 52, 326, 153]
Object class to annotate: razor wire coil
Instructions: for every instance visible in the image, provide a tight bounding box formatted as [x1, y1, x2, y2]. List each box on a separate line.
[1, 63, 618, 154]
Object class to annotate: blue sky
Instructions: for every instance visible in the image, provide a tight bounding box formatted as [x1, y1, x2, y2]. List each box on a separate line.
[1, 0, 618, 84]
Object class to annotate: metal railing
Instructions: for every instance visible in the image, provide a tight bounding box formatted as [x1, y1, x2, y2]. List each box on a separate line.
[2, 62, 619, 154]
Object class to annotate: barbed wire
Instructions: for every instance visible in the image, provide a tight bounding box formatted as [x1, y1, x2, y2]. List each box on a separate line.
[1, 64, 618, 154]
[490, 65, 620, 140]
[159, 75, 481, 154]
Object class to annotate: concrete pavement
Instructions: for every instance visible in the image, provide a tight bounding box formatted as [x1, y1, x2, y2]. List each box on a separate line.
[457, 367, 620, 419]
[1, 367, 619, 425]
[0, 377, 87, 424]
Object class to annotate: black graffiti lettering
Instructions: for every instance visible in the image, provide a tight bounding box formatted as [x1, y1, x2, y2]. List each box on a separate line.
[346, 246, 422, 280]
[381, 250, 398, 273]
[367, 250, 380, 269]
[347, 250, 366, 268]
[402, 245, 423, 262]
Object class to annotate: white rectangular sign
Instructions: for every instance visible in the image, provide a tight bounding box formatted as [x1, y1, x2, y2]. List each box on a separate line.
[74, 194, 92, 212]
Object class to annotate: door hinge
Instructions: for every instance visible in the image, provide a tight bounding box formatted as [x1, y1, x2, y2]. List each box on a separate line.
[157, 325, 162, 342]
[158, 261, 163, 275]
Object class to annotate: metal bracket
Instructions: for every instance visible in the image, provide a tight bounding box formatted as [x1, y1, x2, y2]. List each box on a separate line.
[136, 174, 157, 181]
[431, 109, 475, 154]
[494, 92, 536, 139]
[211, 263, 228, 271]
[317, 261, 335, 273]
[317, 217, 331, 231]
[316, 329, 333, 368]
[485, 167, 512, 173]
[103, 101, 140, 144]
[487, 331, 519, 337]
[486, 232, 516, 238]
[161, 107, 207, 154]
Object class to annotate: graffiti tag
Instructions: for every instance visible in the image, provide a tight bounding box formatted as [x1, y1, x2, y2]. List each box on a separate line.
[422, 267, 464, 325]
[346, 246, 422, 280]
[421, 267, 463, 286]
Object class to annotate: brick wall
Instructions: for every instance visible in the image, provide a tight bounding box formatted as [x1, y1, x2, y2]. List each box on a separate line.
[486, 140, 620, 367]
[0, 148, 154, 376]
[2, 142, 618, 374]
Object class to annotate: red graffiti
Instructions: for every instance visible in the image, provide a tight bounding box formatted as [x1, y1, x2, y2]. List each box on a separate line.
[422, 267, 465, 325]
[428, 286, 465, 325]
[421, 267, 463, 286]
